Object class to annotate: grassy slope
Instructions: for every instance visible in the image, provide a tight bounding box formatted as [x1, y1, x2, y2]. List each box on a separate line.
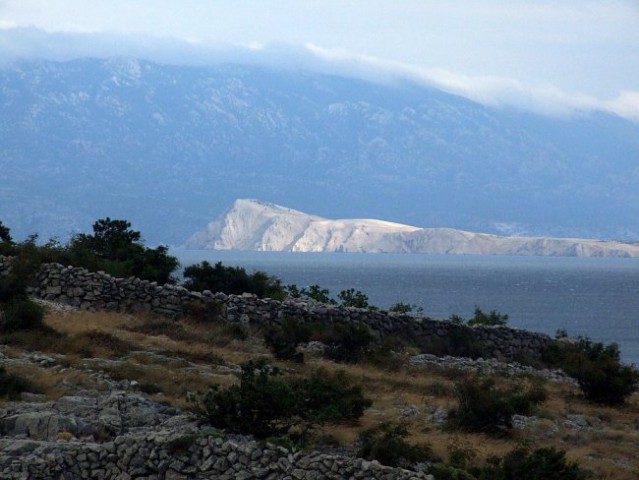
[2, 307, 638, 479]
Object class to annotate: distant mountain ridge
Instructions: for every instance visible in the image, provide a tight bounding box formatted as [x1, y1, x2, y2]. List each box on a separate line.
[1, 58, 639, 244]
[187, 199, 639, 257]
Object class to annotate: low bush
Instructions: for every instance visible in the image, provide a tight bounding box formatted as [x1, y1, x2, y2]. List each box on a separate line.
[428, 446, 587, 480]
[321, 323, 375, 363]
[389, 302, 423, 315]
[263, 318, 375, 364]
[357, 422, 434, 468]
[0, 299, 45, 333]
[263, 317, 312, 362]
[421, 326, 483, 359]
[202, 359, 371, 438]
[363, 335, 415, 371]
[446, 375, 547, 435]
[544, 337, 639, 405]
[449, 308, 508, 327]
[0, 366, 34, 400]
[496, 446, 588, 480]
[183, 261, 285, 300]
[183, 300, 226, 323]
[337, 288, 372, 309]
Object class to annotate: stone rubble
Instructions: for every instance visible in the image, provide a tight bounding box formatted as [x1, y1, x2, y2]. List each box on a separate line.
[409, 353, 575, 383]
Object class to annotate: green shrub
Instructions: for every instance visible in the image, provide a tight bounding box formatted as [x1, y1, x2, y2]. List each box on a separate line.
[544, 337, 638, 405]
[183, 300, 226, 323]
[286, 284, 337, 304]
[357, 422, 434, 468]
[497, 447, 588, 480]
[446, 375, 547, 435]
[448, 308, 509, 327]
[0, 366, 34, 400]
[263, 318, 375, 364]
[0, 299, 45, 333]
[183, 261, 285, 300]
[364, 335, 414, 371]
[202, 359, 371, 438]
[428, 446, 588, 480]
[321, 323, 375, 364]
[263, 317, 313, 362]
[389, 302, 424, 315]
[338, 288, 371, 309]
[421, 325, 483, 359]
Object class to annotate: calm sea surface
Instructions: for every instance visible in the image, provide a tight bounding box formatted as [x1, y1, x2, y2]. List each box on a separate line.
[173, 250, 639, 365]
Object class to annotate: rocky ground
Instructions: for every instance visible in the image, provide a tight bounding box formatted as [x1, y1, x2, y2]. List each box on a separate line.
[0, 302, 638, 479]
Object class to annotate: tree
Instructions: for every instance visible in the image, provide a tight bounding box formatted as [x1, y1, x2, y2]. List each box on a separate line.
[71, 218, 142, 262]
[0, 221, 14, 256]
[68, 218, 178, 284]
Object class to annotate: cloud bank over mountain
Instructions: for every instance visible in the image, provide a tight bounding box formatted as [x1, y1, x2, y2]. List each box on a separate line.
[1, 26, 637, 123]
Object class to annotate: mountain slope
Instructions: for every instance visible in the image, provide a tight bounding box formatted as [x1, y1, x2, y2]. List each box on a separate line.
[1, 58, 639, 244]
[187, 199, 639, 257]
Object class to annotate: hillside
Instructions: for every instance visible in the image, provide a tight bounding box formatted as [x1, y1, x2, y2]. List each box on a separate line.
[187, 199, 639, 257]
[1, 301, 638, 479]
[1, 58, 639, 244]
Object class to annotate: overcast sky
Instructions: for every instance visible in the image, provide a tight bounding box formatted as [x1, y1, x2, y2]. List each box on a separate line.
[1, 0, 638, 120]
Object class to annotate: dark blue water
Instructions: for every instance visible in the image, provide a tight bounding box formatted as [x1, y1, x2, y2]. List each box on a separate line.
[173, 250, 639, 365]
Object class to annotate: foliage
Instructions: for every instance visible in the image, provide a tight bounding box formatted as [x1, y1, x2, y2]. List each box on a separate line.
[262, 317, 375, 364]
[428, 445, 587, 480]
[495, 447, 587, 480]
[183, 261, 285, 300]
[449, 308, 509, 327]
[357, 422, 434, 468]
[0, 218, 178, 285]
[263, 317, 313, 362]
[389, 302, 423, 315]
[286, 284, 337, 304]
[0, 221, 14, 256]
[0, 299, 45, 333]
[0, 366, 33, 400]
[320, 322, 375, 363]
[446, 375, 547, 435]
[363, 335, 414, 371]
[202, 359, 370, 438]
[68, 218, 179, 285]
[337, 288, 371, 309]
[182, 300, 226, 323]
[544, 337, 639, 405]
[420, 325, 483, 359]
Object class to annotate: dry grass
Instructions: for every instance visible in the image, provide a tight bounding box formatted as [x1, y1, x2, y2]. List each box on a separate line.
[1, 308, 635, 479]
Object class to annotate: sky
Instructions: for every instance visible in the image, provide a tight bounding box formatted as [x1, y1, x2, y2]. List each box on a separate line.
[1, 0, 638, 120]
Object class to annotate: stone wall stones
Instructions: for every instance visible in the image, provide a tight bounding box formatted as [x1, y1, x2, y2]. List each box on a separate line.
[1, 258, 556, 364]
[0, 391, 432, 480]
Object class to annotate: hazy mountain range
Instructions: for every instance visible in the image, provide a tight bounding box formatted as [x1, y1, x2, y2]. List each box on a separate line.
[186, 199, 639, 257]
[1, 58, 639, 245]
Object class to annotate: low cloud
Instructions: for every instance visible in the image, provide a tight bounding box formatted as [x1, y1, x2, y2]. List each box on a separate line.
[0, 27, 636, 123]
[303, 44, 638, 123]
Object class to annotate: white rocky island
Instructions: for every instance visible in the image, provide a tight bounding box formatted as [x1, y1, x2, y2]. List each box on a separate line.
[186, 199, 639, 257]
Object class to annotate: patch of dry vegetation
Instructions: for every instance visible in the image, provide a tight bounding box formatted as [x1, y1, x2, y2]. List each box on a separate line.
[3, 307, 637, 479]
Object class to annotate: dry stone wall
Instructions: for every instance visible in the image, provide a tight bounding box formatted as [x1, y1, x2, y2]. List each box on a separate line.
[0, 391, 432, 480]
[0, 258, 555, 364]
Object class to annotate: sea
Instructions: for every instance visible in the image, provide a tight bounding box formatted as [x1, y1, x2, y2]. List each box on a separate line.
[173, 250, 639, 365]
